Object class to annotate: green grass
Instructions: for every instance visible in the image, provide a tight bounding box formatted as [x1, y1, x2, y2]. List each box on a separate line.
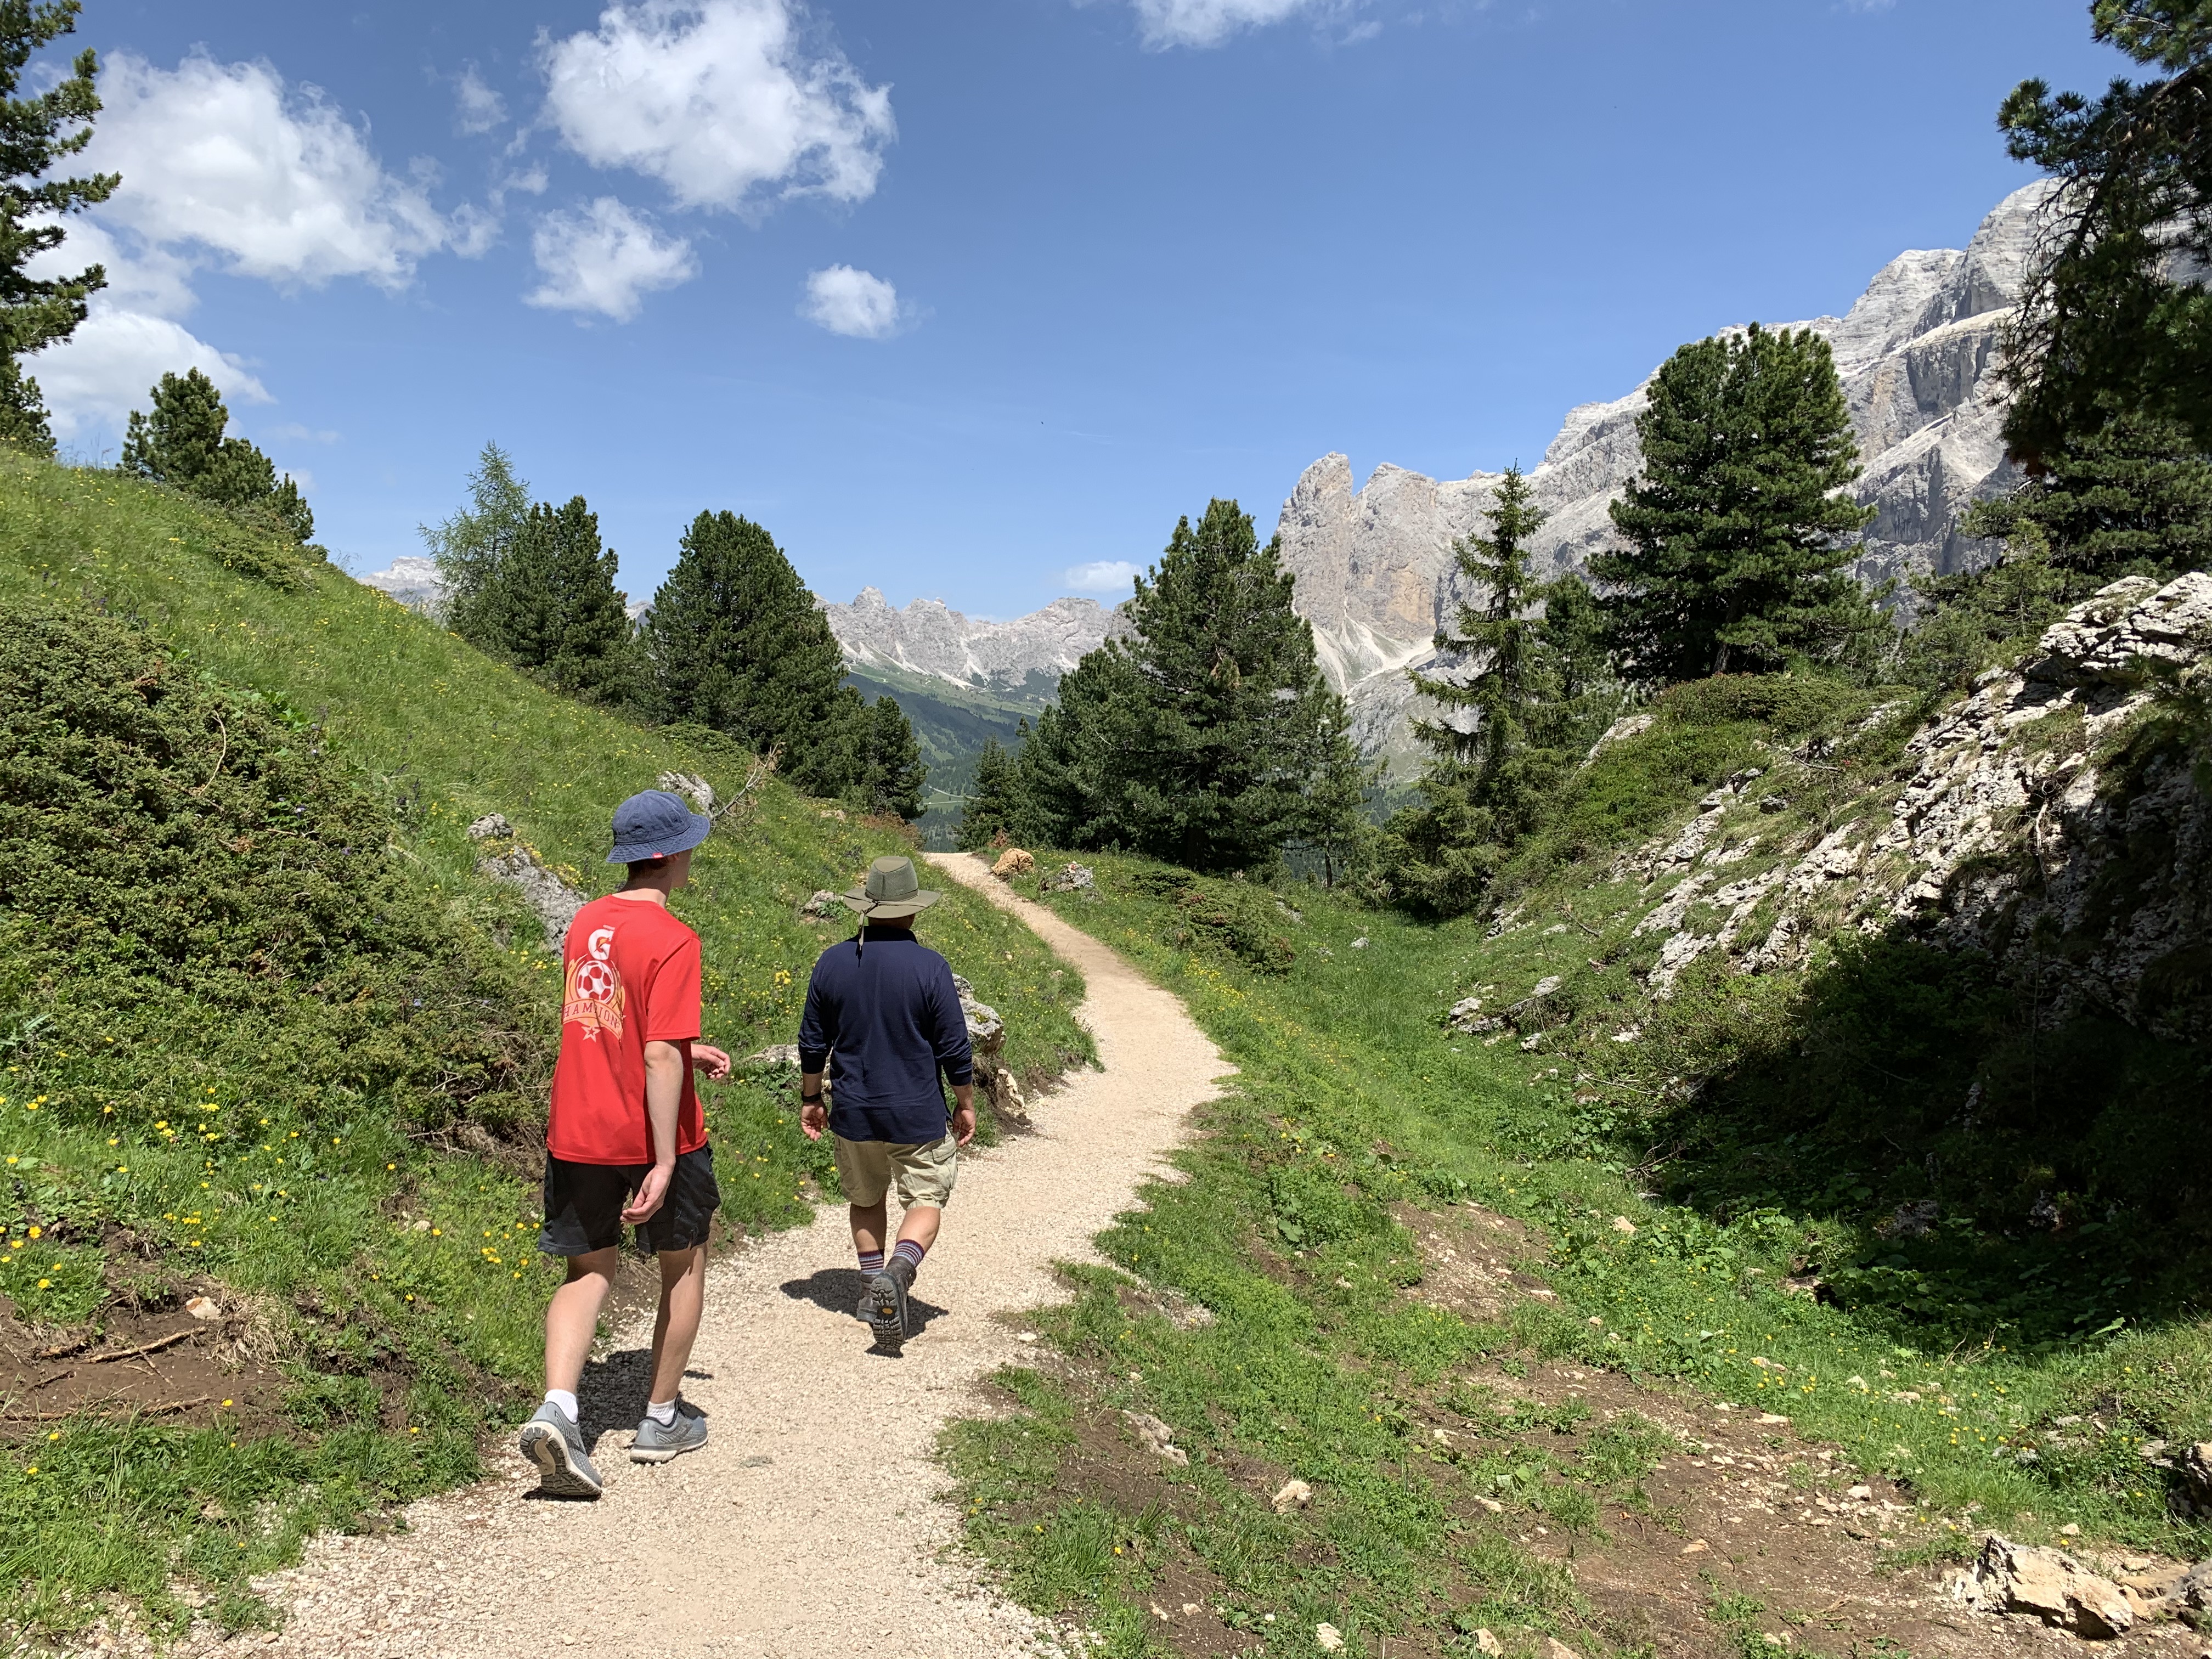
[940, 840, 2212, 1655]
[0, 452, 1092, 1643]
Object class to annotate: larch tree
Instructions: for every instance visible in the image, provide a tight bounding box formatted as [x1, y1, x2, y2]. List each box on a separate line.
[636, 510, 853, 795]
[1595, 324, 1878, 684]
[0, 0, 114, 456]
[421, 442, 532, 641]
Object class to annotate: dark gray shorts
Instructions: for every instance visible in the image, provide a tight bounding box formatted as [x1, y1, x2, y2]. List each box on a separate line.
[538, 1145, 720, 1257]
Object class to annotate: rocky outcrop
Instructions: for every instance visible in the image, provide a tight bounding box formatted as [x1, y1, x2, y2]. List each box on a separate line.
[466, 815, 585, 950]
[1583, 575, 2212, 1041]
[1278, 183, 2056, 774]
[822, 587, 1128, 693]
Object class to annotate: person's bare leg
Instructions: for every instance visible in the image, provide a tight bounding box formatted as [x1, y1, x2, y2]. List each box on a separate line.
[545, 1247, 619, 1395]
[848, 1199, 887, 1258]
[646, 1243, 708, 1407]
[893, 1203, 941, 1254]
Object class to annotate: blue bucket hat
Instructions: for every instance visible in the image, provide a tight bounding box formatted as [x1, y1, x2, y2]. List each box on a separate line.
[606, 789, 713, 864]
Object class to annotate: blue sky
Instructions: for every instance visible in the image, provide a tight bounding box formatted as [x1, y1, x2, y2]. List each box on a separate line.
[27, 0, 2123, 617]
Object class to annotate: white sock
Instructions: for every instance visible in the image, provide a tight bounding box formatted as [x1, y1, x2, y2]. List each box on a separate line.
[544, 1389, 578, 1423]
[646, 1398, 678, 1427]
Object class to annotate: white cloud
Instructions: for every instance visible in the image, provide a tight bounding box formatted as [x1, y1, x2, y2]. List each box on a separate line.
[268, 422, 340, 443]
[1128, 0, 1340, 48]
[455, 66, 507, 134]
[539, 0, 894, 213]
[800, 264, 905, 338]
[1065, 560, 1142, 594]
[25, 309, 269, 442]
[527, 197, 697, 320]
[82, 52, 467, 289]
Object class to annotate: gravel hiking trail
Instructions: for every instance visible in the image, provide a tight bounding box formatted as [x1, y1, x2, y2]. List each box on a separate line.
[157, 852, 1228, 1659]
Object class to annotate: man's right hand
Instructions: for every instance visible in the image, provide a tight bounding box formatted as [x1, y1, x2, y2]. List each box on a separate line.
[799, 1099, 828, 1142]
[623, 1161, 673, 1223]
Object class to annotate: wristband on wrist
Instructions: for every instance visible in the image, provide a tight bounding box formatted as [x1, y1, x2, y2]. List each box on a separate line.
[801, 1091, 823, 1105]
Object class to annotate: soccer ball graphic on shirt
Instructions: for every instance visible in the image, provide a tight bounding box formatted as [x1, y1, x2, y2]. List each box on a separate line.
[563, 924, 627, 1039]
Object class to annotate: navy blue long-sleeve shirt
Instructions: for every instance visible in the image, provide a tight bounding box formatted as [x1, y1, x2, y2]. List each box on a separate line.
[797, 927, 974, 1145]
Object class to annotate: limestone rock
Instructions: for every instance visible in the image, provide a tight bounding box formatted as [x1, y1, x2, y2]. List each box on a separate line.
[1314, 1624, 1344, 1652]
[799, 889, 843, 920]
[950, 975, 1005, 1057]
[465, 813, 512, 841]
[1473, 1631, 1504, 1657]
[744, 1045, 802, 1068]
[1271, 1478, 1313, 1513]
[476, 842, 585, 950]
[1042, 861, 1095, 893]
[990, 848, 1035, 878]
[657, 771, 714, 813]
[1121, 1410, 1189, 1466]
[1955, 1534, 2135, 1638]
[184, 1295, 221, 1321]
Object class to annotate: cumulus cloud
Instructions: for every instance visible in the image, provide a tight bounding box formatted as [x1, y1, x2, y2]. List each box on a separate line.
[25, 308, 269, 443]
[539, 0, 894, 213]
[800, 264, 905, 337]
[1127, 0, 1340, 48]
[527, 196, 697, 320]
[1065, 560, 1142, 594]
[82, 53, 467, 289]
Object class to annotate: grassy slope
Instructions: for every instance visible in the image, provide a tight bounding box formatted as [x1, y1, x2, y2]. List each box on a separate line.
[0, 454, 1091, 1641]
[946, 777, 2210, 1656]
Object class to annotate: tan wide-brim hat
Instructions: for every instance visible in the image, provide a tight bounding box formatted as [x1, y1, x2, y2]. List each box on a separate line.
[843, 854, 941, 919]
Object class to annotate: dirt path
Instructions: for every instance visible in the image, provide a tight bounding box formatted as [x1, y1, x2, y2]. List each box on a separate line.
[165, 853, 1229, 1659]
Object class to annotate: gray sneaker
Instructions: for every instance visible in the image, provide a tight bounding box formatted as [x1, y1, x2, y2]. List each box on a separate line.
[630, 1402, 707, 1464]
[518, 1401, 602, 1498]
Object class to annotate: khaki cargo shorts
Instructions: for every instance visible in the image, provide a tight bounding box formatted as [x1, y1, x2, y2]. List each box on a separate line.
[832, 1132, 960, 1209]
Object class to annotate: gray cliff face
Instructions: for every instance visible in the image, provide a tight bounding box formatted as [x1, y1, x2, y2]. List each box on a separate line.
[1280, 182, 2056, 774]
[822, 586, 1128, 691]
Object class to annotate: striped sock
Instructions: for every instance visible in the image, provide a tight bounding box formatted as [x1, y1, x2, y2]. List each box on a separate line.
[857, 1248, 885, 1274]
[893, 1238, 927, 1276]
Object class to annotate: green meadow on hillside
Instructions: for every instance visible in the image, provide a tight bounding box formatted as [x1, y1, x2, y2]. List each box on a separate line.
[0, 452, 1090, 1642]
[946, 684, 2212, 1656]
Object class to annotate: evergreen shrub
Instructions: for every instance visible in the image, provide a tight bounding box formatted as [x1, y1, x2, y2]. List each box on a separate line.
[0, 601, 551, 1135]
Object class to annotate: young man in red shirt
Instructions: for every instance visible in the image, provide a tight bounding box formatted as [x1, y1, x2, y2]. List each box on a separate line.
[519, 789, 731, 1498]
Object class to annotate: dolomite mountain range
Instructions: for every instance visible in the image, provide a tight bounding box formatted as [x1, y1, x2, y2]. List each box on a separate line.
[814, 182, 2051, 772]
[360, 183, 2048, 777]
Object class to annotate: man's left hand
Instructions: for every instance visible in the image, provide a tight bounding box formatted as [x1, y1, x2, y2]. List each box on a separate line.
[691, 1043, 732, 1081]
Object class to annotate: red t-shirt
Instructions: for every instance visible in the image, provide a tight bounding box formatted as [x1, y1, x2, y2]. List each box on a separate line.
[548, 895, 707, 1165]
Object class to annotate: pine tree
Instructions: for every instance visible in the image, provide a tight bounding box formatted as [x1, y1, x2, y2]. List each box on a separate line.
[636, 510, 853, 795]
[475, 496, 633, 704]
[0, 1, 116, 457]
[956, 736, 1017, 849]
[1897, 524, 2073, 696]
[1962, 410, 2212, 585]
[1011, 498, 1361, 872]
[121, 369, 314, 543]
[1595, 325, 1879, 685]
[421, 442, 531, 639]
[853, 695, 926, 820]
[1995, 4, 2212, 461]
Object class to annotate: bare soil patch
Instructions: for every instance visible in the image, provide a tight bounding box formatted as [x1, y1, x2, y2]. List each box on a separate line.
[0, 1284, 287, 1440]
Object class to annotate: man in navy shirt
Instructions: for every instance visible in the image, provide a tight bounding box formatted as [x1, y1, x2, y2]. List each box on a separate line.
[797, 855, 975, 1346]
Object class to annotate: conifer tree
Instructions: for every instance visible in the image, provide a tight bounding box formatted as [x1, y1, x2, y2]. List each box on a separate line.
[1386, 470, 1621, 915]
[1962, 410, 2212, 585]
[852, 695, 926, 820]
[0, 1, 116, 456]
[475, 495, 633, 704]
[957, 736, 1017, 849]
[421, 442, 531, 639]
[636, 510, 853, 795]
[1009, 498, 1360, 872]
[121, 369, 314, 543]
[1595, 325, 1879, 684]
